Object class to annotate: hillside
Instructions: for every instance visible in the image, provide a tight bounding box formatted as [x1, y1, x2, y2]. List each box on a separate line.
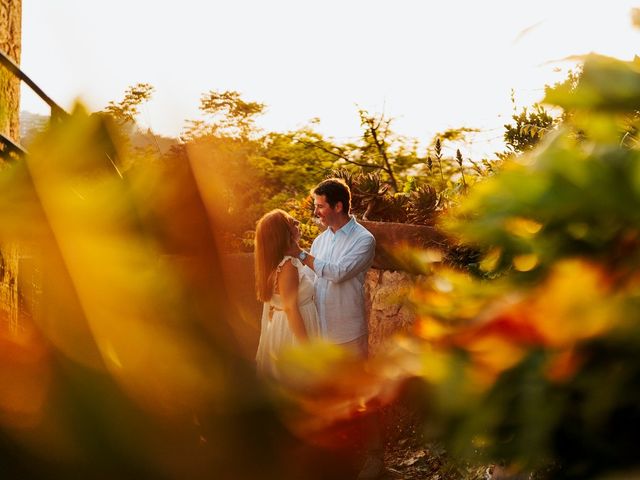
[19, 111, 177, 155]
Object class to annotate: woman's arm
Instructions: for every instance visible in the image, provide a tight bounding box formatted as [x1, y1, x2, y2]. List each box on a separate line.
[277, 260, 309, 342]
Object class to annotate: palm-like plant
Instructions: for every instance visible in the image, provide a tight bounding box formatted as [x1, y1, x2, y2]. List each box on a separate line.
[351, 172, 390, 220]
[407, 184, 441, 225]
[328, 168, 354, 190]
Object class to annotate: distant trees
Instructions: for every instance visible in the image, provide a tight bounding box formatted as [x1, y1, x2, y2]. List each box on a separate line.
[158, 88, 504, 249]
[164, 90, 330, 249]
[294, 110, 435, 194]
[182, 90, 266, 141]
[100, 82, 557, 249]
[103, 83, 155, 125]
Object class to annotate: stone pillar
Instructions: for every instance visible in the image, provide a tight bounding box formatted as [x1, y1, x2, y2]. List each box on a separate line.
[0, 0, 21, 143]
[0, 0, 22, 331]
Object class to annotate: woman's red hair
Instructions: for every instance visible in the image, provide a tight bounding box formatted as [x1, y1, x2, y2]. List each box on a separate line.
[254, 209, 294, 303]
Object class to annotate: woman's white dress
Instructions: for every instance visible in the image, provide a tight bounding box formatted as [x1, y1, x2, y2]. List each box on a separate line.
[255, 256, 321, 378]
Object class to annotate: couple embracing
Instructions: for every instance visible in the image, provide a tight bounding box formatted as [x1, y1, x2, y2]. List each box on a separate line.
[254, 178, 384, 479]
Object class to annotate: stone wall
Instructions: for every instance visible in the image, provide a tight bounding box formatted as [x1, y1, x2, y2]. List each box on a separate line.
[0, 244, 19, 331]
[365, 269, 416, 357]
[0, 245, 39, 333]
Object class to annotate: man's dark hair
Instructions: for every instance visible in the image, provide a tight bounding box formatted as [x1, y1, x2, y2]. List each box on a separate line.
[313, 178, 351, 214]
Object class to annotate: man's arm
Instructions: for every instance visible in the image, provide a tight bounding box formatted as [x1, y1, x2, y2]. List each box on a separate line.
[295, 234, 375, 283]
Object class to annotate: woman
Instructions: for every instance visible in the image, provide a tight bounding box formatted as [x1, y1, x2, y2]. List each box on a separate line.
[254, 209, 320, 378]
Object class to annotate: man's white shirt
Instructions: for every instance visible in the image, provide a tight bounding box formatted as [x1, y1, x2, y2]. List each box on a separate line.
[308, 216, 375, 343]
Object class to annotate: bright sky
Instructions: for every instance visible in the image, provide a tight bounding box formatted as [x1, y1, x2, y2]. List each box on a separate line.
[20, 1, 639, 157]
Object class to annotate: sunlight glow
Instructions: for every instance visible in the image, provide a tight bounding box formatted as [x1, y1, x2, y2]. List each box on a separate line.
[21, 0, 640, 157]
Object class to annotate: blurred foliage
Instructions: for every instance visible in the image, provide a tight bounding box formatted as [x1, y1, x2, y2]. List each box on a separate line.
[10, 55, 622, 480]
[3, 23, 638, 480]
[0, 106, 390, 479]
[397, 53, 640, 478]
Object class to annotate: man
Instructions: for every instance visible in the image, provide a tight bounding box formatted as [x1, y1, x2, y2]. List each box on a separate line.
[294, 178, 375, 352]
[290, 178, 384, 479]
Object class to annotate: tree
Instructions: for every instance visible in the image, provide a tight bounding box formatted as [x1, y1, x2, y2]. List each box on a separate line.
[253, 128, 335, 199]
[103, 83, 155, 125]
[503, 103, 555, 154]
[358, 109, 400, 191]
[183, 89, 265, 141]
[295, 110, 421, 193]
[171, 90, 270, 249]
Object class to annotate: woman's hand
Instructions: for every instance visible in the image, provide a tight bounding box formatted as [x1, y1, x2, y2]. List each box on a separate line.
[285, 241, 302, 258]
